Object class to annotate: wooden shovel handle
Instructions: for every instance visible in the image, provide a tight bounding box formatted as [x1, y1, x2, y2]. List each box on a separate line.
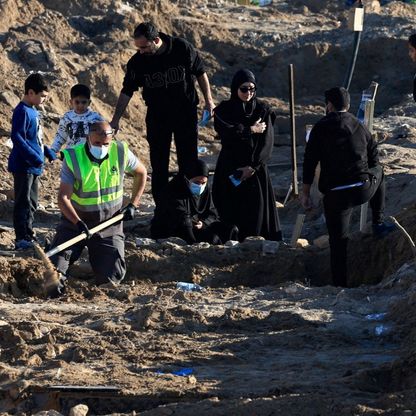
[46, 213, 125, 258]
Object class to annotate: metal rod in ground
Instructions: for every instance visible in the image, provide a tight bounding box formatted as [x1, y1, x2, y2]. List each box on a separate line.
[359, 202, 368, 232]
[359, 84, 378, 232]
[289, 64, 298, 197]
[283, 183, 293, 206]
[290, 213, 306, 247]
[343, 31, 362, 91]
[343, 2, 364, 90]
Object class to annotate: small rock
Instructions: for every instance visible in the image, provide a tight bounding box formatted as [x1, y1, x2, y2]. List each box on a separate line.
[44, 343, 57, 359]
[18, 40, 55, 71]
[33, 411, 64, 416]
[69, 404, 89, 416]
[136, 237, 157, 247]
[192, 242, 211, 249]
[363, 0, 381, 13]
[187, 375, 197, 384]
[27, 354, 43, 366]
[0, 189, 14, 200]
[295, 238, 309, 248]
[313, 235, 329, 249]
[244, 236, 265, 242]
[225, 240, 239, 247]
[8, 380, 30, 400]
[0, 91, 20, 108]
[157, 237, 187, 246]
[240, 236, 265, 251]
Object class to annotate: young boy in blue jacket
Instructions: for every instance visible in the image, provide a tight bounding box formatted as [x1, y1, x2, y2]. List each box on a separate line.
[8, 73, 56, 250]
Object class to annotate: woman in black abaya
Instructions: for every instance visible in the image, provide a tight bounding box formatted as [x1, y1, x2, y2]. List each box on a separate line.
[212, 69, 282, 241]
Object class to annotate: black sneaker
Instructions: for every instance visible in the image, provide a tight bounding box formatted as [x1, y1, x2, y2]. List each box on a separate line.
[372, 222, 395, 238]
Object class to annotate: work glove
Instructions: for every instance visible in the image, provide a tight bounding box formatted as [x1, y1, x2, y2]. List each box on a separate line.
[120, 202, 137, 221]
[76, 220, 92, 239]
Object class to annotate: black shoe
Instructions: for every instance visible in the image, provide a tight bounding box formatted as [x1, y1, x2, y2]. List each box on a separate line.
[372, 222, 395, 238]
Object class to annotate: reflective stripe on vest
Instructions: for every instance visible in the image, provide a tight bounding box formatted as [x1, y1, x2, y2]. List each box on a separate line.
[63, 141, 128, 213]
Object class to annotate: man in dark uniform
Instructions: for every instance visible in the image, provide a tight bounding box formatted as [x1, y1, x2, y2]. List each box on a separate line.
[301, 87, 393, 287]
[110, 21, 215, 205]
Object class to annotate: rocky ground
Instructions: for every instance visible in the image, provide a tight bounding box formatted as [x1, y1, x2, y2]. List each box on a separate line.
[1, 0, 416, 415]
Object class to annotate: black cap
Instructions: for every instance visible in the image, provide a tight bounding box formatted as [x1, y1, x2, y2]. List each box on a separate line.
[186, 159, 209, 179]
[324, 87, 350, 111]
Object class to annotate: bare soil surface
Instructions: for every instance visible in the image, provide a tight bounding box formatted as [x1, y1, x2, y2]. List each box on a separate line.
[1, 0, 416, 415]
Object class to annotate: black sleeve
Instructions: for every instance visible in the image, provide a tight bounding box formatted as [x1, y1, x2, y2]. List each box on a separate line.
[214, 106, 251, 143]
[366, 128, 379, 169]
[170, 197, 193, 228]
[120, 57, 143, 98]
[186, 41, 205, 77]
[251, 110, 274, 170]
[302, 125, 321, 185]
[200, 193, 219, 227]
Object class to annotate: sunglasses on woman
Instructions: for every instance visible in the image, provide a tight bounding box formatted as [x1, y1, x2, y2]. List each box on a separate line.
[239, 86, 256, 93]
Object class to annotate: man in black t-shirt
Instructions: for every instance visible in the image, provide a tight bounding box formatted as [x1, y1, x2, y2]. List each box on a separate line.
[110, 22, 215, 205]
[301, 87, 393, 288]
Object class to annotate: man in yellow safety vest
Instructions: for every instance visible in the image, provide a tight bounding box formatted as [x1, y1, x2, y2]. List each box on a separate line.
[49, 121, 147, 296]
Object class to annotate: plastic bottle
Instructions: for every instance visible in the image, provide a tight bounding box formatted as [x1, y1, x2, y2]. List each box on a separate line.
[198, 110, 211, 127]
[176, 282, 203, 292]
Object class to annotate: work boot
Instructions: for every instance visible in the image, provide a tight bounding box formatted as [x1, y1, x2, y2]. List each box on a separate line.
[372, 222, 395, 238]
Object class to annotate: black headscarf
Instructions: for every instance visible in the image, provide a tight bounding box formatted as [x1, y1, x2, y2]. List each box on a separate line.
[185, 159, 209, 179]
[230, 69, 257, 117]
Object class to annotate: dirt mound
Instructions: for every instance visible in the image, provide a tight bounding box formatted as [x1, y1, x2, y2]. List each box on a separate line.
[261, 37, 414, 113]
[0, 1, 416, 414]
[0, 256, 50, 298]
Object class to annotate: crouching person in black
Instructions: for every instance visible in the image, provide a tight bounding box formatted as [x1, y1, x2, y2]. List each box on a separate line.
[151, 159, 238, 244]
[301, 87, 393, 288]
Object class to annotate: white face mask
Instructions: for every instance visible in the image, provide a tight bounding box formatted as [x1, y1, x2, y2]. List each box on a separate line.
[189, 182, 206, 196]
[89, 143, 109, 160]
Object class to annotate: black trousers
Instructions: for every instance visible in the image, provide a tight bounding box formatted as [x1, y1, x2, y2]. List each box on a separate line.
[50, 220, 126, 285]
[146, 107, 198, 205]
[323, 166, 385, 287]
[13, 173, 39, 241]
[170, 221, 238, 245]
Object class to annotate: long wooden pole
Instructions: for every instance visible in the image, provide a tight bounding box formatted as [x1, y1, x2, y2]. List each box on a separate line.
[46, 213, 125, 258]
[289, 64, 298, 196]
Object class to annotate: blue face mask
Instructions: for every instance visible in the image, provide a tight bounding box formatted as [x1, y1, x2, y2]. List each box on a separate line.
[89, 144, 109, 160]
[189, 182, 206, 196]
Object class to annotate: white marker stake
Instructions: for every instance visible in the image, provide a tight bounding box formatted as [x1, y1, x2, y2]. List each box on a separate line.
[291, 214, 306, 248]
